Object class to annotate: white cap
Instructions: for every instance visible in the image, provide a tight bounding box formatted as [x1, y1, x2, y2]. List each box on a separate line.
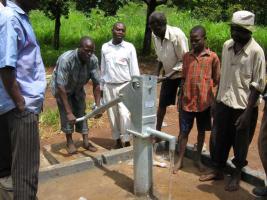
[231, 10, 255, 32]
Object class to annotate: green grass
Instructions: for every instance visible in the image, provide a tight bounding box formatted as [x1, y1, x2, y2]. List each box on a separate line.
[30, 2, 267, 67]
[39, 108, 60, 138]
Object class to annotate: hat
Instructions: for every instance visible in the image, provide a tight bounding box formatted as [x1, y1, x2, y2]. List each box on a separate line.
[231, 10, 255, 32]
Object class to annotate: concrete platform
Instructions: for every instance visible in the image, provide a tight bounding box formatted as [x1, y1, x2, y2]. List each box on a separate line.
[38, 157, 256, 200]
[38, 140, 265, 199]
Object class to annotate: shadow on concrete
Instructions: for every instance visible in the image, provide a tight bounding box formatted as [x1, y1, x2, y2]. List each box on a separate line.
[88, 155, 134, 194]
[90, 137, 115, 150]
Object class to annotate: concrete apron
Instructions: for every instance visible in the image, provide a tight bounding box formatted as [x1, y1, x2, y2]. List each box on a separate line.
[40, 141, 265, 187]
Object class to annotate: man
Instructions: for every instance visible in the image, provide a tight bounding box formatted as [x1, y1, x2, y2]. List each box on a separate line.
[199, 11, 266, 192]
[101, 22, 140, 149]
[51, 36, 101, 154]
[0, 0, 47, 199]
[149, 12, 189, 132]
[173, 25, 220, 173]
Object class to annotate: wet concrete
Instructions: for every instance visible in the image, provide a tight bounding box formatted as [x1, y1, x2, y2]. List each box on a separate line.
[38, 157, 256, 200]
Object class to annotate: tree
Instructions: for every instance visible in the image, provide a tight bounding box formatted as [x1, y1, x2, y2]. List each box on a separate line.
[142, 0, 167, 55]
[76, 0, 129, 16]
[40, 0, 70, 50]
[171, 0, 267, 25]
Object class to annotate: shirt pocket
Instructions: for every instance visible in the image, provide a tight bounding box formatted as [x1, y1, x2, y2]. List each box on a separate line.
[115, 57, 128, 67]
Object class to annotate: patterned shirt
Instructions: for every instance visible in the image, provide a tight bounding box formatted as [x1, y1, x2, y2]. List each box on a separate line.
[0, 1, 46, 114]
[181, 49, 220, 112]
[152, 25, 189, 79]
[50, 49, 100, 96]
[217, 38, 266, 109]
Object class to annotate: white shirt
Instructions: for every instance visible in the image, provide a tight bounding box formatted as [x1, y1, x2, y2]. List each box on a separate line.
[100, 40, 140, 85]
[217, 38, 266, 109]
[152, 25, 189, 79]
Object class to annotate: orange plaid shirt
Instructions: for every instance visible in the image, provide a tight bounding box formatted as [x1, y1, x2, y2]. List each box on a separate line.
[181, 49, 220, 112]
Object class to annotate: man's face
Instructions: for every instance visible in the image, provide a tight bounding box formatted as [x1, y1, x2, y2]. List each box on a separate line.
[190, 31, 205, 53]
[112, 23, 126, 43]
[230, 25, 251, 44]
[78, 40, 95, 63]
[149, 20, 166, 38]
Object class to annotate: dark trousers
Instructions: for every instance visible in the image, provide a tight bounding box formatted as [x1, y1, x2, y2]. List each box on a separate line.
[258, 102, 267, 176]
[0, 109, 40, 200]
[212, 102, 258, 169]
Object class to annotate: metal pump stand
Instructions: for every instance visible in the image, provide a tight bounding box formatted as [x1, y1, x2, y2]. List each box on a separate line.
[76, 75, 176, 197]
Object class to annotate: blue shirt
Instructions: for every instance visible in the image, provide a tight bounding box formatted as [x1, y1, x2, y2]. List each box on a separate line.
[0, 1, 46, 114]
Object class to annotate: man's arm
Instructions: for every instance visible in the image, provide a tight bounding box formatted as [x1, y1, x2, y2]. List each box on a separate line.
[129, 45, 140, 76]
[93, 83, 101, 107]
[153, 61, 163, 76]
[212, 54, 220, 86]
[0, 67, 25, 112]
[57, 85, 76, 124]
[54, 59, 76, 124]
[235, 86, 260, 131]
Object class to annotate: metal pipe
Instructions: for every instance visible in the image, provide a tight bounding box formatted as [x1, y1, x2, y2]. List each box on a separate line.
[76, 96, 123, 122]
[146, 127, 176, 151]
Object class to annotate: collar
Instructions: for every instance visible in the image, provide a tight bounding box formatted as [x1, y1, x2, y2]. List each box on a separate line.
[7, 0, 26, 15]
[189, 48, 211, 57]
[108, 40, 126, 47]
[74, 48, 82, 65]
[228, 38, 254, 56]
[164, 25, 171, 40]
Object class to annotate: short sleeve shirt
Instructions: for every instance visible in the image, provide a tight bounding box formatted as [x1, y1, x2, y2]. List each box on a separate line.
[217, 38, 266, 109]
[0, 1, 46, 114]
[152, 25, 189, 79]
[182, 49, 220, 112]
[50, 49, 100, 96]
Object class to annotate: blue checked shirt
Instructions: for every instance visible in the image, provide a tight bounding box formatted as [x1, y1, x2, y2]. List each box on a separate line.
[50, 49, 100, 96]
[0, 1, 46, 114]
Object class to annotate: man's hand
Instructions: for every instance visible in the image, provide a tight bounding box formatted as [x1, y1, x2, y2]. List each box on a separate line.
[67, 112, 76, 125]
[16, 98, 26, 112]
[235, 110, 251, 131]
[157, 76, 167, 83]
[94, 113, 103, 119]
[93, 105, 103, 119]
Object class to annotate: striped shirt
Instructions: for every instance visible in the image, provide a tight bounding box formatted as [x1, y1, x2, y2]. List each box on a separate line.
[50, 49, 100, 96]
[181, 49, 220, 112]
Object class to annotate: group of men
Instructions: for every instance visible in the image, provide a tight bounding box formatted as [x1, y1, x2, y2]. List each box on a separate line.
[0, 0, 267, 199]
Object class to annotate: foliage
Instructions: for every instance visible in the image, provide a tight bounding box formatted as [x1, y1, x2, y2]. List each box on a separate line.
[171, 0, 267, 25]
[39, 0, 71, 49]
[76, 0, 129, 16]
[40, 0, 70, 20]
[30, 2, 267, 67]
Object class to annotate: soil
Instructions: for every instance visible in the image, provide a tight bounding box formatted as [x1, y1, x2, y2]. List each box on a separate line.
[41, 59, 264, 173]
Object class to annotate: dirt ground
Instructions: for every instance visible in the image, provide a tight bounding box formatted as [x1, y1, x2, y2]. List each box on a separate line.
[41, 59, 265, 173]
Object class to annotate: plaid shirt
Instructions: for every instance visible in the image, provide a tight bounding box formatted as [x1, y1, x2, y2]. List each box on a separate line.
[181, 49, 220, 112]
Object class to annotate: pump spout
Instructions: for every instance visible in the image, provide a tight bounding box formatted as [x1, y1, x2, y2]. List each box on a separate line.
[146, 127, 176, 151]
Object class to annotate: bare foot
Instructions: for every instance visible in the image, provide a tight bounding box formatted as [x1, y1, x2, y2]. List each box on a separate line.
[225, 172, 241, 192]
[173, 161, 183, 174]
[66, 142, 77, 154]
[83, 142, 97, 152]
